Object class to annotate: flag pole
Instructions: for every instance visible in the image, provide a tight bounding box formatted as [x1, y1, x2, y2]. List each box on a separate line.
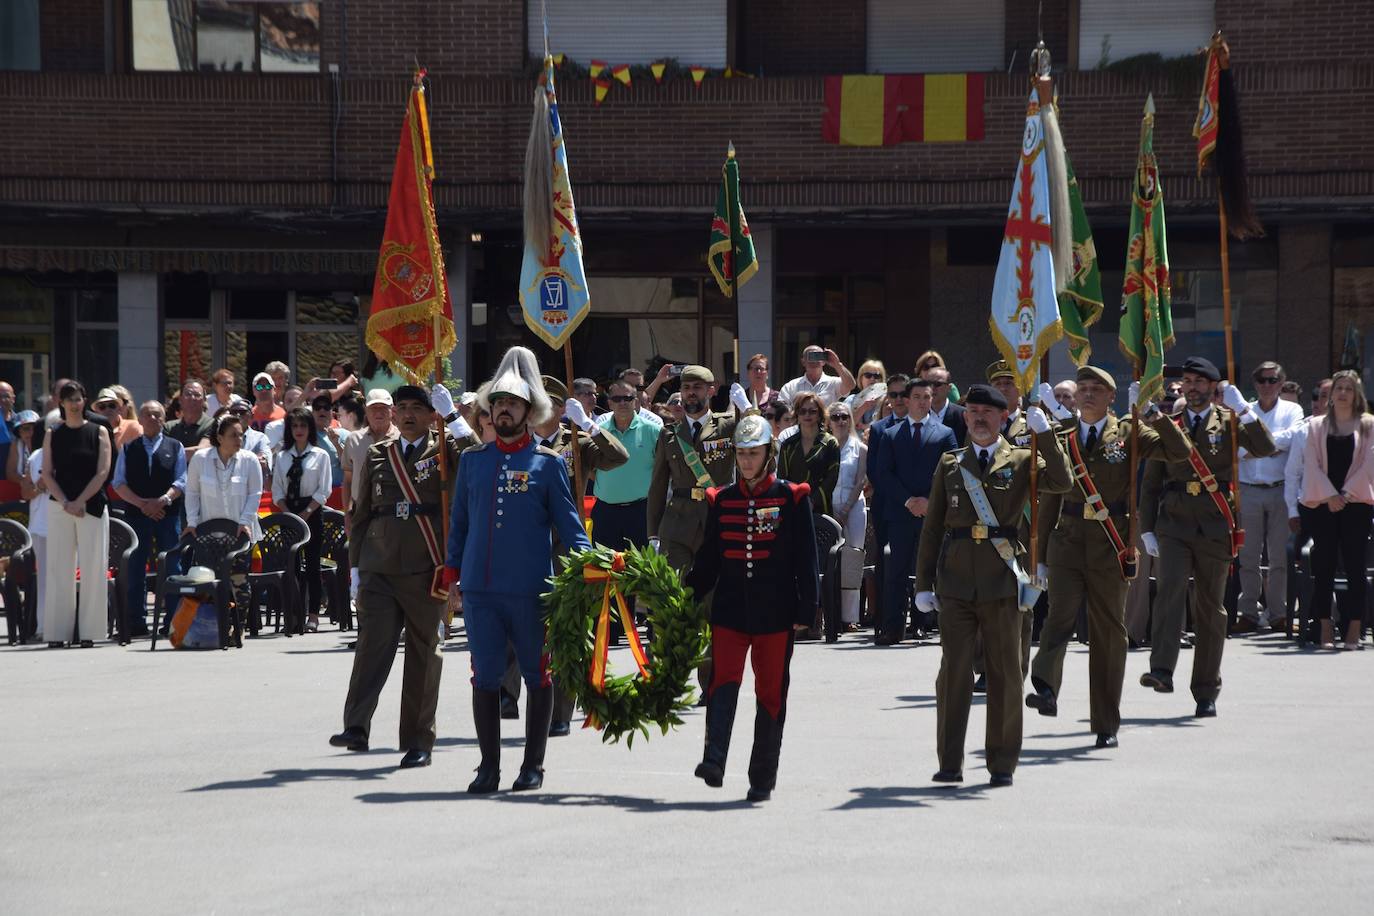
[1127, 94, 1154, 575]
[563, 342, 587, 522]
[726, 141, 742, 396]
[1211, 33, 1243, 545]
[1027, 52, 1056, 581]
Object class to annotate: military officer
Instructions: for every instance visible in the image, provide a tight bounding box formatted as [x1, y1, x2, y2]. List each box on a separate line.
[1138, 356, 1275, 718]
[445, 347, 589, 794]
[500, 374, 628, 736]
[330, 384, 475, 769]
[914, 384, 1071, 787]
[687, 415, 819, 802]
[646, 365, 740, 573]
[1026, 367, 1191, 748]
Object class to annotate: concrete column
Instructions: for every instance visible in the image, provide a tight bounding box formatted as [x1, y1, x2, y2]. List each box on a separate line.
[1275, 223, 1333, 383]
[447, 238, 471, 391]
[737, 223, 773, 377]
[117, 272, 161, 399]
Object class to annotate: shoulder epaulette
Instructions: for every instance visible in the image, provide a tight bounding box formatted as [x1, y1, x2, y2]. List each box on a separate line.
[786, 481, 811, 505]
[705, 485, 723, 506]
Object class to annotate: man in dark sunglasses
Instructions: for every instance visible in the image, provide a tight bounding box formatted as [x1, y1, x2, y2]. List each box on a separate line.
[249, 371, 285, 433]
[1232, 360, 1306, 635]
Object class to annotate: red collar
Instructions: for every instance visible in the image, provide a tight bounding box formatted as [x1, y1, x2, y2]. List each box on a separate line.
[740, 474, 776, 497]
[496, 433, 531, 454]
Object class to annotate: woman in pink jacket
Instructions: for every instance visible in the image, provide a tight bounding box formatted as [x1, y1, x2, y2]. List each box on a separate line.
[1301, 370, 1374, 650]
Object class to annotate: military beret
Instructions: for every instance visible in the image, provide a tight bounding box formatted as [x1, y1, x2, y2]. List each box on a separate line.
[1076, 365, 1117, 389]
[392, 384, 432, 409]
[681, 365, 715, 385]
[1181, 356, 1221, 381]
[985, 359, 1015, 382]
[964, 383, 1008, 410]
[541, 375, 569, 402]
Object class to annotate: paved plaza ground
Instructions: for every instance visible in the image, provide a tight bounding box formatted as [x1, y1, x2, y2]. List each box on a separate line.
[2, 625, 1371, 914]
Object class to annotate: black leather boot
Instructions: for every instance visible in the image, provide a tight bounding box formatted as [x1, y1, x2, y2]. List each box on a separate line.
[694, 682, 739, 788]
[467, 689, 501, 794]
[512, 683, 554, 791]
[746, 702, 784, 802]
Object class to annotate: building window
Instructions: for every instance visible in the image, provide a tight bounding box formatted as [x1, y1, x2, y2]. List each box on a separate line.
[0, 0, 40, 71]
[132, 1, 321, 73]
[528, 0, 727, 68]
[1078, 0, 1215, 69]
[867, 0, 1005, 73]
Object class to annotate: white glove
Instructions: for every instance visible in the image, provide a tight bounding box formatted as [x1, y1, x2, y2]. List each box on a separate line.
[1220, 381, 1249, 416]
[349, 567, 360, 600]
[648, 537, 662, 554]
[729, 382, 751, 412]
[446, 412, 475, 441]
[1025, 405, 1051, 434]
[563, 396, 594, 432]
[1036, 383, 1067, 421]
[1036, 563, 1049, 583]
[1141, 532, 1159, 558]
[429, 384, 455, 418]
[1127, 380, 1141, 408]
[915, 591, 940, 614]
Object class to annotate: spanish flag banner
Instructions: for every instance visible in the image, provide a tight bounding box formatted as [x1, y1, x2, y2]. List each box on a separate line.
[366, 74, 456, 385]
[822, 73, 984, 146]
[519, 56, 592, 350]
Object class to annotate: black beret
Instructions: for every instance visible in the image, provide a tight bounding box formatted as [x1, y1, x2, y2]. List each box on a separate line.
[964, 383, 1008, 410]
[392, 384, 432, 409]
[1181, 356, 1221, 382]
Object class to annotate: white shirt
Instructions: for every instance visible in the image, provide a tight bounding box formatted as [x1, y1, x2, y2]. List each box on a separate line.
[972, 444, 996, 465]
[270, 445, 332, 509]
[1238, 397, 1306, 485]
[1079, 416, 1108, 446]
[265, 418, 286, 452]
[779, 373, 846, 408]
[187, 447, 264, 542]
[206, 393, 224, 416]
[26, 448, 48, 537]
[833, 435, 867, 511]
[242, 427, 273, 472]
[1284, 417, 1311, 519]
[637, 406, 664, 429]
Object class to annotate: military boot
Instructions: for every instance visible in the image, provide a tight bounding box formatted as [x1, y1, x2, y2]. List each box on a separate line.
[467, 688, 501, 794]
[512, 683, 554, 791]
[746, 702, 785, 802]
[694, 682, 739, 788]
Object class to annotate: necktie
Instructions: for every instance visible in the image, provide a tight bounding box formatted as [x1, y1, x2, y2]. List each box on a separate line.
[403, 442, 415, 463]
[911, 419, 921, 450]
[1190, 414, 1203, 443]
[691, 420, 701, 443]
[286, 452, 304, 504]
[1084, 425, 1098, 454]
[978, 449, 990, 474]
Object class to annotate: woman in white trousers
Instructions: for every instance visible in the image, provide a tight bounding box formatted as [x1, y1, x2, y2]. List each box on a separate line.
[41, 381, 112, 648]
[828, 403, 868, 630]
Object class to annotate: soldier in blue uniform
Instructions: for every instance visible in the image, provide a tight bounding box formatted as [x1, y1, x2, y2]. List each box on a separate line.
[444, 347, 589, 794]
[687, 415, 820, 802]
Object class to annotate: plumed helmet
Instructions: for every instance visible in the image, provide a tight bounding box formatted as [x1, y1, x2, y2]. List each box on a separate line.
[734, 414, 773, 450]
[477, 346, 554, 426]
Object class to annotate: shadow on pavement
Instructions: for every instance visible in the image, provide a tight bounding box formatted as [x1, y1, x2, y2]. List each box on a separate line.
[354, 790, 757, 812]
[891, 694, 985, 710]
[189, 766, 398, 791]
[835, 784, 991, 809]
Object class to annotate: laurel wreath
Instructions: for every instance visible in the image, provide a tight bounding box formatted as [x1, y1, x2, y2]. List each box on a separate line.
[544, 545, 708, 745]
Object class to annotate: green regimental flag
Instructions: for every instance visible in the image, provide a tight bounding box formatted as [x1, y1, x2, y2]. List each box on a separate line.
[1058, 154, 1103, 366]
[708, 145, 758, 297]
[1118, 96, 1173, 411]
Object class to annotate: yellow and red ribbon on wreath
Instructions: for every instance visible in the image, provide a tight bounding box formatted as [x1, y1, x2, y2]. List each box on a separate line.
[583, 553, 652, 729]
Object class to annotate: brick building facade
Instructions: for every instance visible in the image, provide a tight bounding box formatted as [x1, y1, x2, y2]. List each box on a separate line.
[1, 0, 1372, 410]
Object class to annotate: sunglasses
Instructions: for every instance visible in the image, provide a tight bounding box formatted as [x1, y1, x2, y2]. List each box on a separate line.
[831, 415, 852, 422]
[608, 395, 636, 403]
[254, 383, 274, 391]
[862, 372, 882, 380]
[93, 400, 118, 409]
[1255, 376, 1280, 384]
[797, 408, 820, 417]
[888, 392, 909, 400]
[928, 381, 949, 389]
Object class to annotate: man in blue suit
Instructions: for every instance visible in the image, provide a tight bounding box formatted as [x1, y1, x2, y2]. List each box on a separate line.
[864, 373, 910, 629]
[875, 378, 957, 645]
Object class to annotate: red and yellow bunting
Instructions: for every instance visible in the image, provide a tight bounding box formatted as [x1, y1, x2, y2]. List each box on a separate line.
[589, 59, 607, 78]
[651, 61, 666, 84]
[690, 66, 707, 87]
[593, 78, 611, 105]
[611, 63, 631, 86]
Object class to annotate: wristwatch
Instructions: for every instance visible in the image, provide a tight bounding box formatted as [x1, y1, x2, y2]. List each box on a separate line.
[444, 411, 459, 423]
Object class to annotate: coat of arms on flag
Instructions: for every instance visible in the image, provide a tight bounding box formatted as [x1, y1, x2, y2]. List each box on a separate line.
[989, 92, 1064, 393]
[520, 55, 591, 350]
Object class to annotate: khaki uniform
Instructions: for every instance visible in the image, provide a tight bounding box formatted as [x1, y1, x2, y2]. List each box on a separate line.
[342, 428, 473, 751]
[1032, 413, 1190, 734]
[973, 411, 1034, 676]
[1146, 407, 1276, 701]
[647, 411, 739, 574]
[915, 435, 1072, 776]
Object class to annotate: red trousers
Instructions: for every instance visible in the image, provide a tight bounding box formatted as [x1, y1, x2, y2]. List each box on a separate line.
[708, 626, 794, 719]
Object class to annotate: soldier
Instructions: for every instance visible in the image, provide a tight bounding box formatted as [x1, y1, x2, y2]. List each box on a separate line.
[646, 365, 746, 573]
[445, 347, 589, 793]
[687, 415, 819, 802]
[1026, 368, 1191, 749]
[329, 384, 474, 769]
[1138, 356, 1275, 718]
[914, 384, 1071, 787]
[499, 374, 628, 737]
[988, 360, 1031, 447]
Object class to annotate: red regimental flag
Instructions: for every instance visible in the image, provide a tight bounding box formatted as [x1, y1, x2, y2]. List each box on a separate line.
[367, 83, 456, 385]
[1194, 48, 1220, 177]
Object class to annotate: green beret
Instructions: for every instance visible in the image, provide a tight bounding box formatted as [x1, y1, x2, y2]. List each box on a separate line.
[1075, 365, 1117, 389]
[681, 365, 715, 385]
[541, 375, 569, 402]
